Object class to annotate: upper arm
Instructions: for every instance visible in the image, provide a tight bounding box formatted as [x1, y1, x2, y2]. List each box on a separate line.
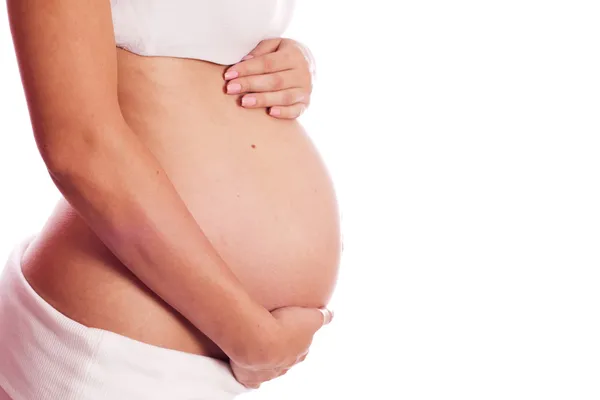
[7, 0, 123, 165]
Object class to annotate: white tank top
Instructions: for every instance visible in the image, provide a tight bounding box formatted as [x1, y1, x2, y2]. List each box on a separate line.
[110, 0, 296, 65]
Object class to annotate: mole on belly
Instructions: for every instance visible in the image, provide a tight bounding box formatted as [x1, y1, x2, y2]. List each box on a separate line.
[251, 144, 256, 149]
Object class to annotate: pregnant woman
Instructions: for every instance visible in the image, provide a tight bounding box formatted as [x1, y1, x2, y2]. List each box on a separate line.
[0, 1, 341, 399]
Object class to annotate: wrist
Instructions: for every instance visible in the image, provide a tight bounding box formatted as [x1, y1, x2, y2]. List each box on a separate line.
[228, 310, 283, 368]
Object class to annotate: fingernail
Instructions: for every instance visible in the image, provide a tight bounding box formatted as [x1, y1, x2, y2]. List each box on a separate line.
[227, 83, 242, 94]
[242, 54, 254, 61]
[269, 107, 281, 116]
[242, 96, 256, 107]
[224, 70, 239, 80]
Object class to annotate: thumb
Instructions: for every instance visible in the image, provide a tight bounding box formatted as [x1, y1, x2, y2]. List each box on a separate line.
[318, 307, 334, 326]
[273, 306, 334, 335]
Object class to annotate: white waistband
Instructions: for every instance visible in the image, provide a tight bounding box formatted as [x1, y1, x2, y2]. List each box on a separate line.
[0, 236, 250, 400]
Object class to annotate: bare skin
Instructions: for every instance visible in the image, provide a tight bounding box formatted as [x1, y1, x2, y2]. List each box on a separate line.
[22, 48, 341, 360]
[8, 0, 340, 389]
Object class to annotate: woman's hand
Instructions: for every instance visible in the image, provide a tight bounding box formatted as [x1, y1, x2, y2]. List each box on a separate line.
[230, 306, 333, 389]
[230, 358, 297, 389]
[223, 38, 316, 119]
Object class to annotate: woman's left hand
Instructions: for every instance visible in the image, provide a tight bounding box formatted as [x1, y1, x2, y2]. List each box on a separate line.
[230, 358, 297, 390]
[223, 38, 315, 119]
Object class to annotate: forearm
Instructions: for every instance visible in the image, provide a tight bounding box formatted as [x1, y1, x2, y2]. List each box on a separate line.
[46, 120, 276, 362]
[6, 0, 277, 365]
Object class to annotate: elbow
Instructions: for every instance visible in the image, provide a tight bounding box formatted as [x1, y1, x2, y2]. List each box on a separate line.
[41, 132, 114, 204]
[40, 137, 93, 182]
[38, 122, 124, 182]
[41, 145, 74, 181]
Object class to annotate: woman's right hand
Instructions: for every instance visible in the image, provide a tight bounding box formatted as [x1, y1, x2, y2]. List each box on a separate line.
[230, 306, 334, 389]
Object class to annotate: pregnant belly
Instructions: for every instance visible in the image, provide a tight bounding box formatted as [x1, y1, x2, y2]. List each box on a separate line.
[21, 49, 341, 360]
[117, 53, 342, 309]
[150, 125, 341, 309]
[136, 108, 341, 311]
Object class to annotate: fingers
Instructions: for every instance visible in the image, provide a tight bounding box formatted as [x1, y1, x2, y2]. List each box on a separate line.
[267, 305, 334, 371]
[296, 351, 309, 363]
[275, 306, 334, 334]
[319, 307, 334, 326]
[245, 382, 262, 390]
[238, 369, 290, 389]
[226, 70, 307, 94]
[242, 38, 282, 60]
[241, 370, 274, 389]
[240, 88, 306, 109]
[231, 362, 269, 389]
[268, 103, 308, 120]
[231, 362, 294, 390]
[226, 51, 297, 79]
[290, 40, 317, 80]
[222, 38, 314, 120]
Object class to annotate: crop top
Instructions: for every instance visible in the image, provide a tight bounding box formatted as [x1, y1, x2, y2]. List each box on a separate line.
[110, 0, 296, 65]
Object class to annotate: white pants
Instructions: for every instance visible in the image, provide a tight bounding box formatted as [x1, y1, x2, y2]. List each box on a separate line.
[0, 237, 251, 400]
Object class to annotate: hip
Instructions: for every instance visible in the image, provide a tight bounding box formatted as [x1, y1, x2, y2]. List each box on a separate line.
[0, 239, 251, 399]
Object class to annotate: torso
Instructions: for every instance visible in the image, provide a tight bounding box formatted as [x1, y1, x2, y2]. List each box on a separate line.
[21, 49, 341, 360]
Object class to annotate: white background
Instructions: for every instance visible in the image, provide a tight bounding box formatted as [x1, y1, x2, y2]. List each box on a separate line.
[2, 1, 600, 399]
